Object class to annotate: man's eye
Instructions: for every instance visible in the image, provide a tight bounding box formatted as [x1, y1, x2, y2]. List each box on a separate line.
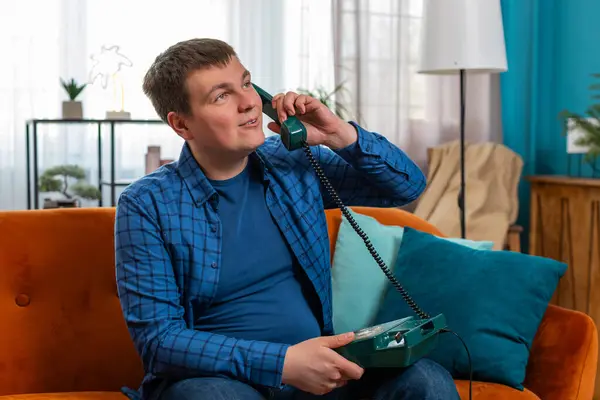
[243, 81, 251, 88]
[215, 92, 228, 101]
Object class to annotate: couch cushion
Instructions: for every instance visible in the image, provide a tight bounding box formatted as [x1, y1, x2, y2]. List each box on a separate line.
[0, 392, 126, 399]
[331, 209, 494, 334]
[0, 209, 143, 396]
[455, 381, 541, 399]
[374, 227, 567, 390]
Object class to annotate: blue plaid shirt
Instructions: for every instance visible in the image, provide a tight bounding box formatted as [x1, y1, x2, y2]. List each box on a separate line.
[115, 122, 425, 399]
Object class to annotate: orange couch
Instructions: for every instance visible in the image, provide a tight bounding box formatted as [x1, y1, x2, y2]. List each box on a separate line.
[0, 207, 597, 400]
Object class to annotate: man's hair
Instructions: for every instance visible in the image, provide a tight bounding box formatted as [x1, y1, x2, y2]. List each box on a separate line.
[142, 38, 237, 122]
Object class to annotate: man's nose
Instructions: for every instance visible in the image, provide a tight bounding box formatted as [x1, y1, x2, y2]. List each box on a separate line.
[239, 90, 257, 113]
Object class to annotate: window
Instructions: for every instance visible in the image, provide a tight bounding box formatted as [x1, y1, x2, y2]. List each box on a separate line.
[334, 0, 425, 139]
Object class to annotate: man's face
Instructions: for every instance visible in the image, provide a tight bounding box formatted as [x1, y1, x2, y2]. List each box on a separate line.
[179, 57, 264, 157]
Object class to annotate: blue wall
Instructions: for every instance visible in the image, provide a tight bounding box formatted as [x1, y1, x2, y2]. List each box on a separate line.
[500, 0, 600, 250]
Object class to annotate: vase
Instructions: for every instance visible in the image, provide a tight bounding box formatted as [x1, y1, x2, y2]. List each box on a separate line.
[62, 101, 83, 119]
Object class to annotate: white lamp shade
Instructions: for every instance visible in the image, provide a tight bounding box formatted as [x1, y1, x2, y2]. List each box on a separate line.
[418, 0, 508, 74]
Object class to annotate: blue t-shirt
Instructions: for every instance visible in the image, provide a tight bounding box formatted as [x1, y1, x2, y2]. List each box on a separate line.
[195, 159, 322, 345]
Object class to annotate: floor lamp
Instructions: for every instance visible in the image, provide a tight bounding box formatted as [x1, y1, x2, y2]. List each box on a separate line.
[418, 0, 508, 238]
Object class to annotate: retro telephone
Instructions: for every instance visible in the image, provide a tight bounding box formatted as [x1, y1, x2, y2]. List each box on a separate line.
[254, 84, 473, 398]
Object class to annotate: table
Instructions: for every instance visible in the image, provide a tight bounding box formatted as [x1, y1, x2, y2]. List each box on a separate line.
[25, 118, 164, 209]
[528, 174, 600, 397]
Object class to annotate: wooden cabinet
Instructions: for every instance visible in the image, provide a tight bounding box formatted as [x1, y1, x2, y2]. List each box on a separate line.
[528, 175, 600, 395]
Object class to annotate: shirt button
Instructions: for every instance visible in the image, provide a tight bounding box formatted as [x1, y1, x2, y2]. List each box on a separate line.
[211, 225, 217, 232]
[211, 262, 217, 269]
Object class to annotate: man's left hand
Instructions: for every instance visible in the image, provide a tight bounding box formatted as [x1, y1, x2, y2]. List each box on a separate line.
[267, 91, 357, 149]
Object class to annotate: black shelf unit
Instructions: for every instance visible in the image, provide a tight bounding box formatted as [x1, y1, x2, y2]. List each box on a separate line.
[25, 118, 165, 209]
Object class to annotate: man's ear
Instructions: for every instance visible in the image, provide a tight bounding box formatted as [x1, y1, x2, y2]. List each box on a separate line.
[167, 111, 193, 140]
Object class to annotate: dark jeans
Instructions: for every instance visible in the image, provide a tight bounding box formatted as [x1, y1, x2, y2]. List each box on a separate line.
[158, 359, 460, 400]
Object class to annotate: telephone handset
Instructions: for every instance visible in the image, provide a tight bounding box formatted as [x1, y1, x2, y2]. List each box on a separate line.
[254, 84, 307, 151]
[254, 83, 453, 356]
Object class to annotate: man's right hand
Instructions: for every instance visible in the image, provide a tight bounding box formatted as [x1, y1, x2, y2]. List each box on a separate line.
[281, 332, 365, 395]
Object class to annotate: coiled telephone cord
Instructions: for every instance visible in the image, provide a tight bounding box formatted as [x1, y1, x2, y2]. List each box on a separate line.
[302, 143, 429, 321]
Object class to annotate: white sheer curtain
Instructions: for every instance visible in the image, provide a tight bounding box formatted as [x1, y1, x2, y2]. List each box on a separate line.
[0, 0, 334, 210]
[332, 0, 503, 171]
[1, 0, 501, 210]
[1, 0, 63, 210]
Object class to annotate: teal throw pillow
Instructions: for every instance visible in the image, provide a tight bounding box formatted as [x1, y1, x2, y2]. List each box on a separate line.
[373, 227, 567, 390]
[331, 210, 494, 335]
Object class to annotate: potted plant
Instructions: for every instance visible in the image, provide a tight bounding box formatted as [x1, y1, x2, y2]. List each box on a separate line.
[39, 164, 101, 208]
[297, 83, 350, 120]
[559, 73, 600, 164]
[61, 78, 87, 119]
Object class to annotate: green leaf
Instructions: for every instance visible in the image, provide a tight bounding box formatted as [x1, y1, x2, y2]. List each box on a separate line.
[41, 164, 86, 180]
[71, 181, 101, 200]
[587, 104, 600, 119]
[60, 77, 86, 100]
[296, 83, 350, 120]
[39, 175, 62, 193]
[38, 164, 98, 201]
[558, 73, 600, 164]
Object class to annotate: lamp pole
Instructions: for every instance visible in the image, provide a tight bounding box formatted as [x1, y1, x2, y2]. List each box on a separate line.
[459, 69, 466, 238]
[418, 0, 507, 240]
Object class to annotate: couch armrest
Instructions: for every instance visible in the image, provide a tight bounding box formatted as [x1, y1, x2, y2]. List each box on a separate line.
[524, 304, 598, 400]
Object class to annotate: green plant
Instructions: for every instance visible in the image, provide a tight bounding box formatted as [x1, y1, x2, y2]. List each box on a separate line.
[39, 165, 101, 200]
[297, 83, 350, 119]
[559, 73, 600, 163]
[60, 78, 87, 101]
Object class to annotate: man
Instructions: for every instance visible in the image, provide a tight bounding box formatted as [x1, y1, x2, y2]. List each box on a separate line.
[115, 38, 460, 400]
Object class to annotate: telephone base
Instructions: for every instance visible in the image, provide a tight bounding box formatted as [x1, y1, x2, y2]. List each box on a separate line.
[334, 314, 446, 369]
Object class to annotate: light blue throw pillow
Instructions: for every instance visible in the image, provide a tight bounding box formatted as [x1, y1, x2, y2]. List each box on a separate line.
[374, 227, 566, 390]
[331, 210, 494, 335]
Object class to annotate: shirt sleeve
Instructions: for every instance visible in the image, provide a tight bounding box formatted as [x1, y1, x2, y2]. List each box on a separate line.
[313, 121, 426, 208]
[114, 192, 289, 388]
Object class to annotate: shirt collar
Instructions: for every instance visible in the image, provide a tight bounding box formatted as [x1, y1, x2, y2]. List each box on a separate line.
[176, 142, 273, 207]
